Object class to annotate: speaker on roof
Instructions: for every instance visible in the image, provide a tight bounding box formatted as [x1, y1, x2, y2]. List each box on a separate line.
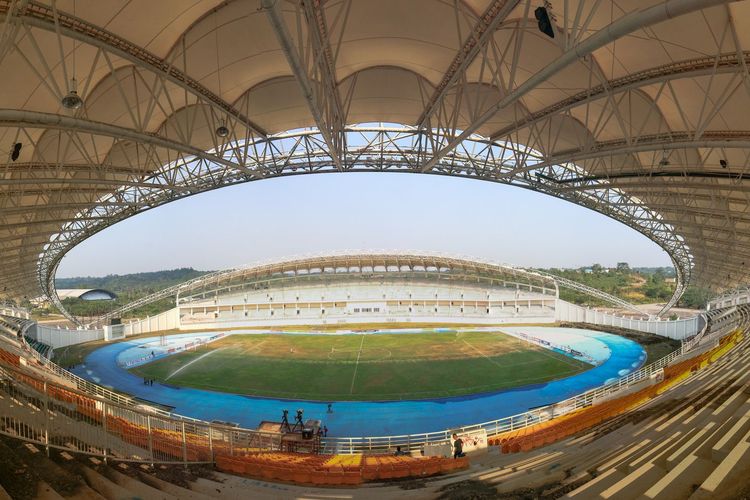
[535, 6, 555, 39]
[10, 142, 21, 162]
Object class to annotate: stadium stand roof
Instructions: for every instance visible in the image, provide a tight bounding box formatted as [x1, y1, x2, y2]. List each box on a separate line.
[92, 251, 647, 325]
[1, 0, 749, 320]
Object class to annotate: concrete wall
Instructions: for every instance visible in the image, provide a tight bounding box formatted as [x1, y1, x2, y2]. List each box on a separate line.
[555, 300, 701, 340]
[178, 313, 557, 331]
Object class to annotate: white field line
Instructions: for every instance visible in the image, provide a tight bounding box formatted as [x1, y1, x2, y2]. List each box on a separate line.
[165, 347, 227, 381]
[461, 339, 506, 368]
[349, 335, 366, 394]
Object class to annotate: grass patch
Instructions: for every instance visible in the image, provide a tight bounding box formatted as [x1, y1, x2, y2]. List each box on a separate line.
[131, 331, 591, 401]
[53, 340, 110, 368]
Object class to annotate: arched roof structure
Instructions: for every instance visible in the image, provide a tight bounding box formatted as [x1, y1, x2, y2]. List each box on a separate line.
[93, 251, 646, 325]
[0, 0, 748, 322]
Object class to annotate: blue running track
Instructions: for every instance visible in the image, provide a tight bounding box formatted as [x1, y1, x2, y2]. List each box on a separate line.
[73, 327, 645, 437]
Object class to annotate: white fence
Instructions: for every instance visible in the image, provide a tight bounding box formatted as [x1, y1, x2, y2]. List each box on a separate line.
[21, 299, 702, 350]
[555, 300, 702, 340]
[28, 324, 104, 349]
[0, 304, 29, 319]
[122, 308, 180, 336]
[708, 287, 750, 311]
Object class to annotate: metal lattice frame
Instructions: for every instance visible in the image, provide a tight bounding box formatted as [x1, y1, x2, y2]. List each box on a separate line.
[30, 126, 690, 324]
[4, 0, 748, 322]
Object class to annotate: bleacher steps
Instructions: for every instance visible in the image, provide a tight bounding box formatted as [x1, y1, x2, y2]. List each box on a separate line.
[642, 455, 715, 499]
[35, 481, 66, 500]
[665, 422, 717, 470]
[595, 439, 651, 472]
[563, 467, 628, 498]
[692, 427, 750, 499]
[711, 411, 750, 462]
[132, 471, 213, 500]
[633, 408, 675, 437]
[101, 466, 177, 500]
[600, 462, 667, 499]
[625, 431, 687, 473]
[709, 383, 750, 418]
[187, 476, 247, 498]
[190, 473, 307, 500]
[80, 465, 141, 500]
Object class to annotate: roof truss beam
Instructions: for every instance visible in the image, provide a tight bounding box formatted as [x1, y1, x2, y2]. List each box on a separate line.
[0, 109, 257, 177]
[489, 51, 750, 141]
[0, 1, 267, 136]
[262, 0, 347, 171]
[419, 0, 734, 173]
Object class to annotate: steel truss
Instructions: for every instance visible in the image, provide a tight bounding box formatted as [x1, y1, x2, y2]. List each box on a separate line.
[531, 270, 647, 317]
[26, 125, 692, 324]
[0, 0, 267, 136]
[4, 0, 742, 321]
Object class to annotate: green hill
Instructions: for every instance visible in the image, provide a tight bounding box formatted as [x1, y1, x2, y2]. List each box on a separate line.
[48, 268, 212, 319]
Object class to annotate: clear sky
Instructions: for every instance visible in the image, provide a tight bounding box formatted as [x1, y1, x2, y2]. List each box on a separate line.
[57, 173, 673, 278]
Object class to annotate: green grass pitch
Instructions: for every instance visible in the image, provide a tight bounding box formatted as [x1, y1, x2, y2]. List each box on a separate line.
[130, 331, 592, 401]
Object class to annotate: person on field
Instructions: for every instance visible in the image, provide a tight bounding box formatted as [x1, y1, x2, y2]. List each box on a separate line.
[393, 446, 407, 456]
[452, 433, 465, 459]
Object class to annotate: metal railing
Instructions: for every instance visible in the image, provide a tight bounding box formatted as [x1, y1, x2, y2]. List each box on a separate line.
[321, 314, 736, 454]
[0, 321, 205, 424]
[0, 361, 282, 465]
[0, 308, 745, 462]
[0, 303, 30, 320]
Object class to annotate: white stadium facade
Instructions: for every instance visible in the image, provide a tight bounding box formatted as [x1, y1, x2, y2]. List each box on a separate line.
[1, 0, 750, 498]
[82, 252, 700, 341]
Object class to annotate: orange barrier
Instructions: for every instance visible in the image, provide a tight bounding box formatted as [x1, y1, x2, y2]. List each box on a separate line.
[215, 451, 469, 486]
[489, 329, 744, 453]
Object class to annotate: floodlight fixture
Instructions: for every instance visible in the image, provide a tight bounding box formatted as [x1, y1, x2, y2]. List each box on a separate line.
[535, 6, 555, 38]
[62, 78, 83, 109]
[216, 122, 230, 137]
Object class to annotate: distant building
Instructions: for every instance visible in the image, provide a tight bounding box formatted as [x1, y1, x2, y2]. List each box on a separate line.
[57, 289, 117, 301]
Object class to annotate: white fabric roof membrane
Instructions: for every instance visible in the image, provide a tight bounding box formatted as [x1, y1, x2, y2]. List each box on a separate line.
[0, 0, 749, 313]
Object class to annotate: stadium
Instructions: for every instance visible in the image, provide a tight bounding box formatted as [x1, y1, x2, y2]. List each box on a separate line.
[1, 0, 750, 499]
